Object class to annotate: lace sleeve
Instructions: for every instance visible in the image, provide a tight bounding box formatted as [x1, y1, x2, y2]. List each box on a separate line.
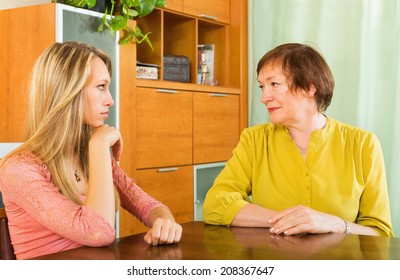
[0, 153, 115, 246]
[112, 159, 167, 227]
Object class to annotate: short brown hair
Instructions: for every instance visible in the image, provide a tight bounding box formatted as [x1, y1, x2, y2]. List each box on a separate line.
[257, 43, 334, 112]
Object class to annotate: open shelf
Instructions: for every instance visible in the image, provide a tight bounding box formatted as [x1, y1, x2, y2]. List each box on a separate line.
[136, 8, 234, 89]
[136, 9, 162, 72]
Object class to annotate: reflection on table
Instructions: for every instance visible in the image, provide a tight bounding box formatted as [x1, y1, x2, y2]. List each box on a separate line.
[32, 221, 400, 260]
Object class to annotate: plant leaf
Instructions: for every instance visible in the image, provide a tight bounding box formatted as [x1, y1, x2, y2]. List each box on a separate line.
[155, 0, 166, 8]
[119, 28, 135, 45]
[121, 0, 137, 8]
[136, 0, 156, 17]
[64, 0, 96, 9]
[134, 26, 153, 50]
[126, 8, 139, 18]
[110, 15, 128, 31]
[99, 6, 113, 32]
[64, 0, 86, 8]
[86, 0, 96, 9]
[98, 22, 104, 32]
[137, 32, 153, 50]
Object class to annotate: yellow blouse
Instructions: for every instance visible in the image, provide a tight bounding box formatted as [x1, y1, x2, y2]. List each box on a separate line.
[203, 117, 394, 237]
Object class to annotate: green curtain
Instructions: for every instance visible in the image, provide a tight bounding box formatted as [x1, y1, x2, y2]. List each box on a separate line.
[250, 0, 400, 236]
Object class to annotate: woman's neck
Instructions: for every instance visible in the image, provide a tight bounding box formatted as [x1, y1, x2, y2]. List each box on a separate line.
[287, 113, 327, 150]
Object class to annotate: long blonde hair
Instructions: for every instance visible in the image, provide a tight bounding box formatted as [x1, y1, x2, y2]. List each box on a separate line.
[3, 41, 113, 206]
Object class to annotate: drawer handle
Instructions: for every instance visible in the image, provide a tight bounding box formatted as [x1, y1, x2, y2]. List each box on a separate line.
[156, 89, 178, 94]
[210, 93, 228, 97]
[199, 14, 218, 21]
[157, 167, 178, 173]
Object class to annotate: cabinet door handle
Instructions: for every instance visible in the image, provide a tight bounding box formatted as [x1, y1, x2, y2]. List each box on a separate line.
[156, 89, 178, 94]
[157, 167, 179, 173]
[199, 14, 218, 21]
[210, 93, 228, 97]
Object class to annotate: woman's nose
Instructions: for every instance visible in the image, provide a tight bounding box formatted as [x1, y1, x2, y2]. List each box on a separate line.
[105, 90, 114, 107]
[260, 88, 271, 104]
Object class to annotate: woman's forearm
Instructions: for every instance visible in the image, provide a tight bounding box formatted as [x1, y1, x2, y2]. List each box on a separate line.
[231, 204, 278, 227]
[84, 139, 115, 226]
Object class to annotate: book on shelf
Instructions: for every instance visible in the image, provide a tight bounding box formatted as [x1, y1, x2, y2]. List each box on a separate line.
[197, 44, 215, 85]
[136, 61, 159, 80]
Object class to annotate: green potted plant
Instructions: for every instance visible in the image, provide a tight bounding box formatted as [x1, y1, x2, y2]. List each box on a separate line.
[53, 0, 108, 12]
[53, 0, 166, 48]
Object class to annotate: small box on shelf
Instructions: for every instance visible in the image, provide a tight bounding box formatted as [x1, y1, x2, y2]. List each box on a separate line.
[136, 62, 159, 80]
[163, 55, 190, 82]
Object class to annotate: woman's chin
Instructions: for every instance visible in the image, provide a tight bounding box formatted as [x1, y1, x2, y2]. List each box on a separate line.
[87, 121, 105, 128]
[269, 117, 282, 125]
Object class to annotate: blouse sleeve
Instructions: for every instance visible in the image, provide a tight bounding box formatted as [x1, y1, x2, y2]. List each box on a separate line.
[112, 159, 167, 227]
[0, 154, 115, 246]
[358, 133, 394, 237]
[203, 128, 254, 225]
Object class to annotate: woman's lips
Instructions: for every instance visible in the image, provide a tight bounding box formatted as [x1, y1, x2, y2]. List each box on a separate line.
[267, 107, 279, 113]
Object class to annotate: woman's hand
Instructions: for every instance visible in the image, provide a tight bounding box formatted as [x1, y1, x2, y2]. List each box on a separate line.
[268, 206, 344, 235]
[144, 218, 182, 246]
[91, 124, 123, 161]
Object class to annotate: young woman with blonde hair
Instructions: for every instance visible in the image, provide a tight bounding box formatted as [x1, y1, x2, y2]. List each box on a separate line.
[0, 41, 182, 259]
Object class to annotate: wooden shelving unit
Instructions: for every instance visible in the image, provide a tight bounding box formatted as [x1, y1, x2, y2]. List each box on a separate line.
[119, 0, 248, 237]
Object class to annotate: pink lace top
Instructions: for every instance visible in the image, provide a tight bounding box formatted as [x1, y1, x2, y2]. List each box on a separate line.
[0, 152, 165, 259]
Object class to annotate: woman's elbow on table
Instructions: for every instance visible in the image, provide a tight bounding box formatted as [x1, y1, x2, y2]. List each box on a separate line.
[82, 230, 116, 247]
[202, 197, 233, 226]
[203, 191, 249, 226]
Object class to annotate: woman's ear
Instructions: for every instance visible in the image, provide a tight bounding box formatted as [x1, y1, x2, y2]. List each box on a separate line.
[308, 84, 317, 97]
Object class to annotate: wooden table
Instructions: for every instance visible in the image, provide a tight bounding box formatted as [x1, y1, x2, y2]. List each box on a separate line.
[33, 221, 400, 260]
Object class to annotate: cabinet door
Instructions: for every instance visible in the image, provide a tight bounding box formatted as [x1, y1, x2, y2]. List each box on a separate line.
[194, 162, 225, 221]
[194, 92, 239, 164]
[136, 88, 193, 169]
[0, 3, 55, 142]
[119, 165, 194, 236]
[183, 0, 230, 24]
[164, 0, 183, 12]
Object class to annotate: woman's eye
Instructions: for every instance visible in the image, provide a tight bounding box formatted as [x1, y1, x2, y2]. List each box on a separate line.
[98, 84, 106, 90]
[271, 82, 279, 87]
[258, 85, 264, 90]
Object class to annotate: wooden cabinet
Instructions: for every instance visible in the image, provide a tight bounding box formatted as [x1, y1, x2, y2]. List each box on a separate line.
[136, 87, 193, 169]
[164, 0, 183, 12]
[120, 0, 247, 236]
[135, 87, 240, 167]
[193, 92, 240, 164]
[183, 0, 230, 24]
[120, 165, 194, 236]
[0, 4, 55, 142]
